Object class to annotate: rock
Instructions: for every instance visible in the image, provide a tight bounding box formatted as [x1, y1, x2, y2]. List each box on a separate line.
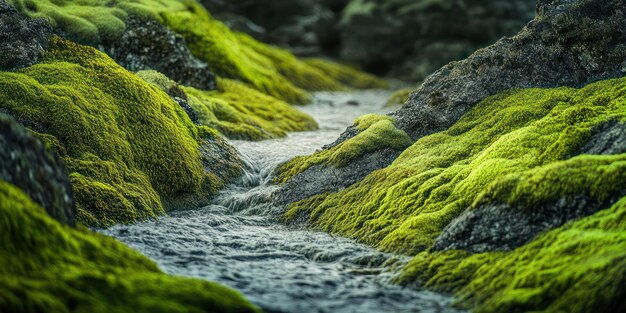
[104, 17, 217, 90]
[579, 121, 626, 155]
[0, 1, 51, 70]
[277, 0, 626, 207]
[0, 114, 75, 225]
[339, 0, 536, 80]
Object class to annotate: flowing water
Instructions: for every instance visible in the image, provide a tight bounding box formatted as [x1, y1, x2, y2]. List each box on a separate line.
[102, 91, 462, 313]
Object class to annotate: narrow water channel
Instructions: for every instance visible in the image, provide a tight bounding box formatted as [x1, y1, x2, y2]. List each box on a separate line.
[102, 91, 462, 313]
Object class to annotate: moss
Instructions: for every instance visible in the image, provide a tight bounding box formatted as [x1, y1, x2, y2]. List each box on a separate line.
[184, 78, 318, 140]
[281, 77, 626, 254]
[303, 58, 388, 89]
[0, 179, 260, 312]
[276, 114, 411, 183]
[385, 88, 413, 107]
[399, 196, 626, 312]
[0, 37, 212, 226]
[11, 0, 384, 104]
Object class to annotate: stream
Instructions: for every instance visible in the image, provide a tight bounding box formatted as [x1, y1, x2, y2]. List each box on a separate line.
[102, 91, 462, 313]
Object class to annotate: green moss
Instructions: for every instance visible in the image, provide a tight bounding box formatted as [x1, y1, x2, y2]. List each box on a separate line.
[303, 58, 388, 89]
[276, 114, 411, 183]
[11, 0, 383, 104]
[281, 77, 626, 254]
[184, 78, 318, 140]
[0, 37, 212, 226]
[385, 88, 413, 107]
[399, 196, 626, 312]
[0, 179, 260, 312]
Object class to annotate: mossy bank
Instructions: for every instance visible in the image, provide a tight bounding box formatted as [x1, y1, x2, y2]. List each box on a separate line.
[279, 77, 626, 311]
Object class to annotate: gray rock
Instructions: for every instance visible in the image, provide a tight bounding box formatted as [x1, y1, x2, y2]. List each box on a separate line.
[277, 0, 626, 208]
[0, 1, 51, 70]
[104, 17, 217, 90]
[0, 114, 75, 225]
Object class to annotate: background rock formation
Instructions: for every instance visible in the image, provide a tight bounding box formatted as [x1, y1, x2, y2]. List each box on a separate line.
[0, 1, 51, 70]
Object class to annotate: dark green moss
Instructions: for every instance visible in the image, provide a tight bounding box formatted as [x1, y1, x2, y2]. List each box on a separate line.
[0, 179, 260, 312]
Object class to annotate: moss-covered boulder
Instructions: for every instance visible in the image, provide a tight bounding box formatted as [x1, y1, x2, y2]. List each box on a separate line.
[0, 114, 75, 226]
[0, 178, 260, 312]
[0, 1, 51, 70]
[0, 37, 242, 226]
[277, 0, 626, 208]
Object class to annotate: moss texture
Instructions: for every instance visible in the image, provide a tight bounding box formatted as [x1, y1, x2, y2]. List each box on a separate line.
[398, 195, 626, 312]
[185, 78, 318, 140]
[0, 179, 260, 313]
[276, 114, 412, 184]
[281, 77, 626, 254]
[0, 37, 213, 227]
[10, 0, 383, 104]
[303, 58, 388, 90]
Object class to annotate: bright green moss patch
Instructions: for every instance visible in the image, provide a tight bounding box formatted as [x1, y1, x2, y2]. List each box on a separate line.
[12, 0, 383, 104]
[0, 37, 212, 226]
[184, 78, 318, 140]
[282, 77, 626, 254]
[399, 196, 626, 312]
[276, 114, 411, 183]
[0, 179, 260, 312]
[385, 88, 413, 107]
[303, 58, 388, 89]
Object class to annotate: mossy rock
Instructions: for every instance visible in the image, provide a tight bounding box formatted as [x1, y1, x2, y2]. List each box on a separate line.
[281, 77, 626, 255]
[0, 37, 217, 227]
[10, 0, 384, 104]
[0, 179, 260, 312]
[399, 195, 626, 312]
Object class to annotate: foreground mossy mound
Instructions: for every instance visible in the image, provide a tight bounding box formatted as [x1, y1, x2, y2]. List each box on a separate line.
[281, 77, 626, 254]
[399, 195, 626, 312]
[0, 37, 220, 227]
[10, 0, 386, 104]
[0, 179, 260, 313]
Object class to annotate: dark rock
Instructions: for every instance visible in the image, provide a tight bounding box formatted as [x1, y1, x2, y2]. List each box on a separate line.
[0, 114, 75, 225]
[339, 0, 536, 80]
[104, 17, 217, 90]
[0, 1, 51, 70]
[277, 0, 626, 207]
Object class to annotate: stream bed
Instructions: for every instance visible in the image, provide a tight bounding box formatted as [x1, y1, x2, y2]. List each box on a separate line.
[102, 91, 462, 313]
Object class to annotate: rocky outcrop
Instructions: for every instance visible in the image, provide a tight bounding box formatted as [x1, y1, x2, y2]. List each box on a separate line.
[0, 114, 75, 225]
[104, 17, 217, 90]
[0, 1, 51, 70]
[278, 0, 626, 206]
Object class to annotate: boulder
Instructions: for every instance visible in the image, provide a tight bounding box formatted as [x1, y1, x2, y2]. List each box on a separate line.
[0, 1, 51, 70]
[104, 17, 217, 90]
